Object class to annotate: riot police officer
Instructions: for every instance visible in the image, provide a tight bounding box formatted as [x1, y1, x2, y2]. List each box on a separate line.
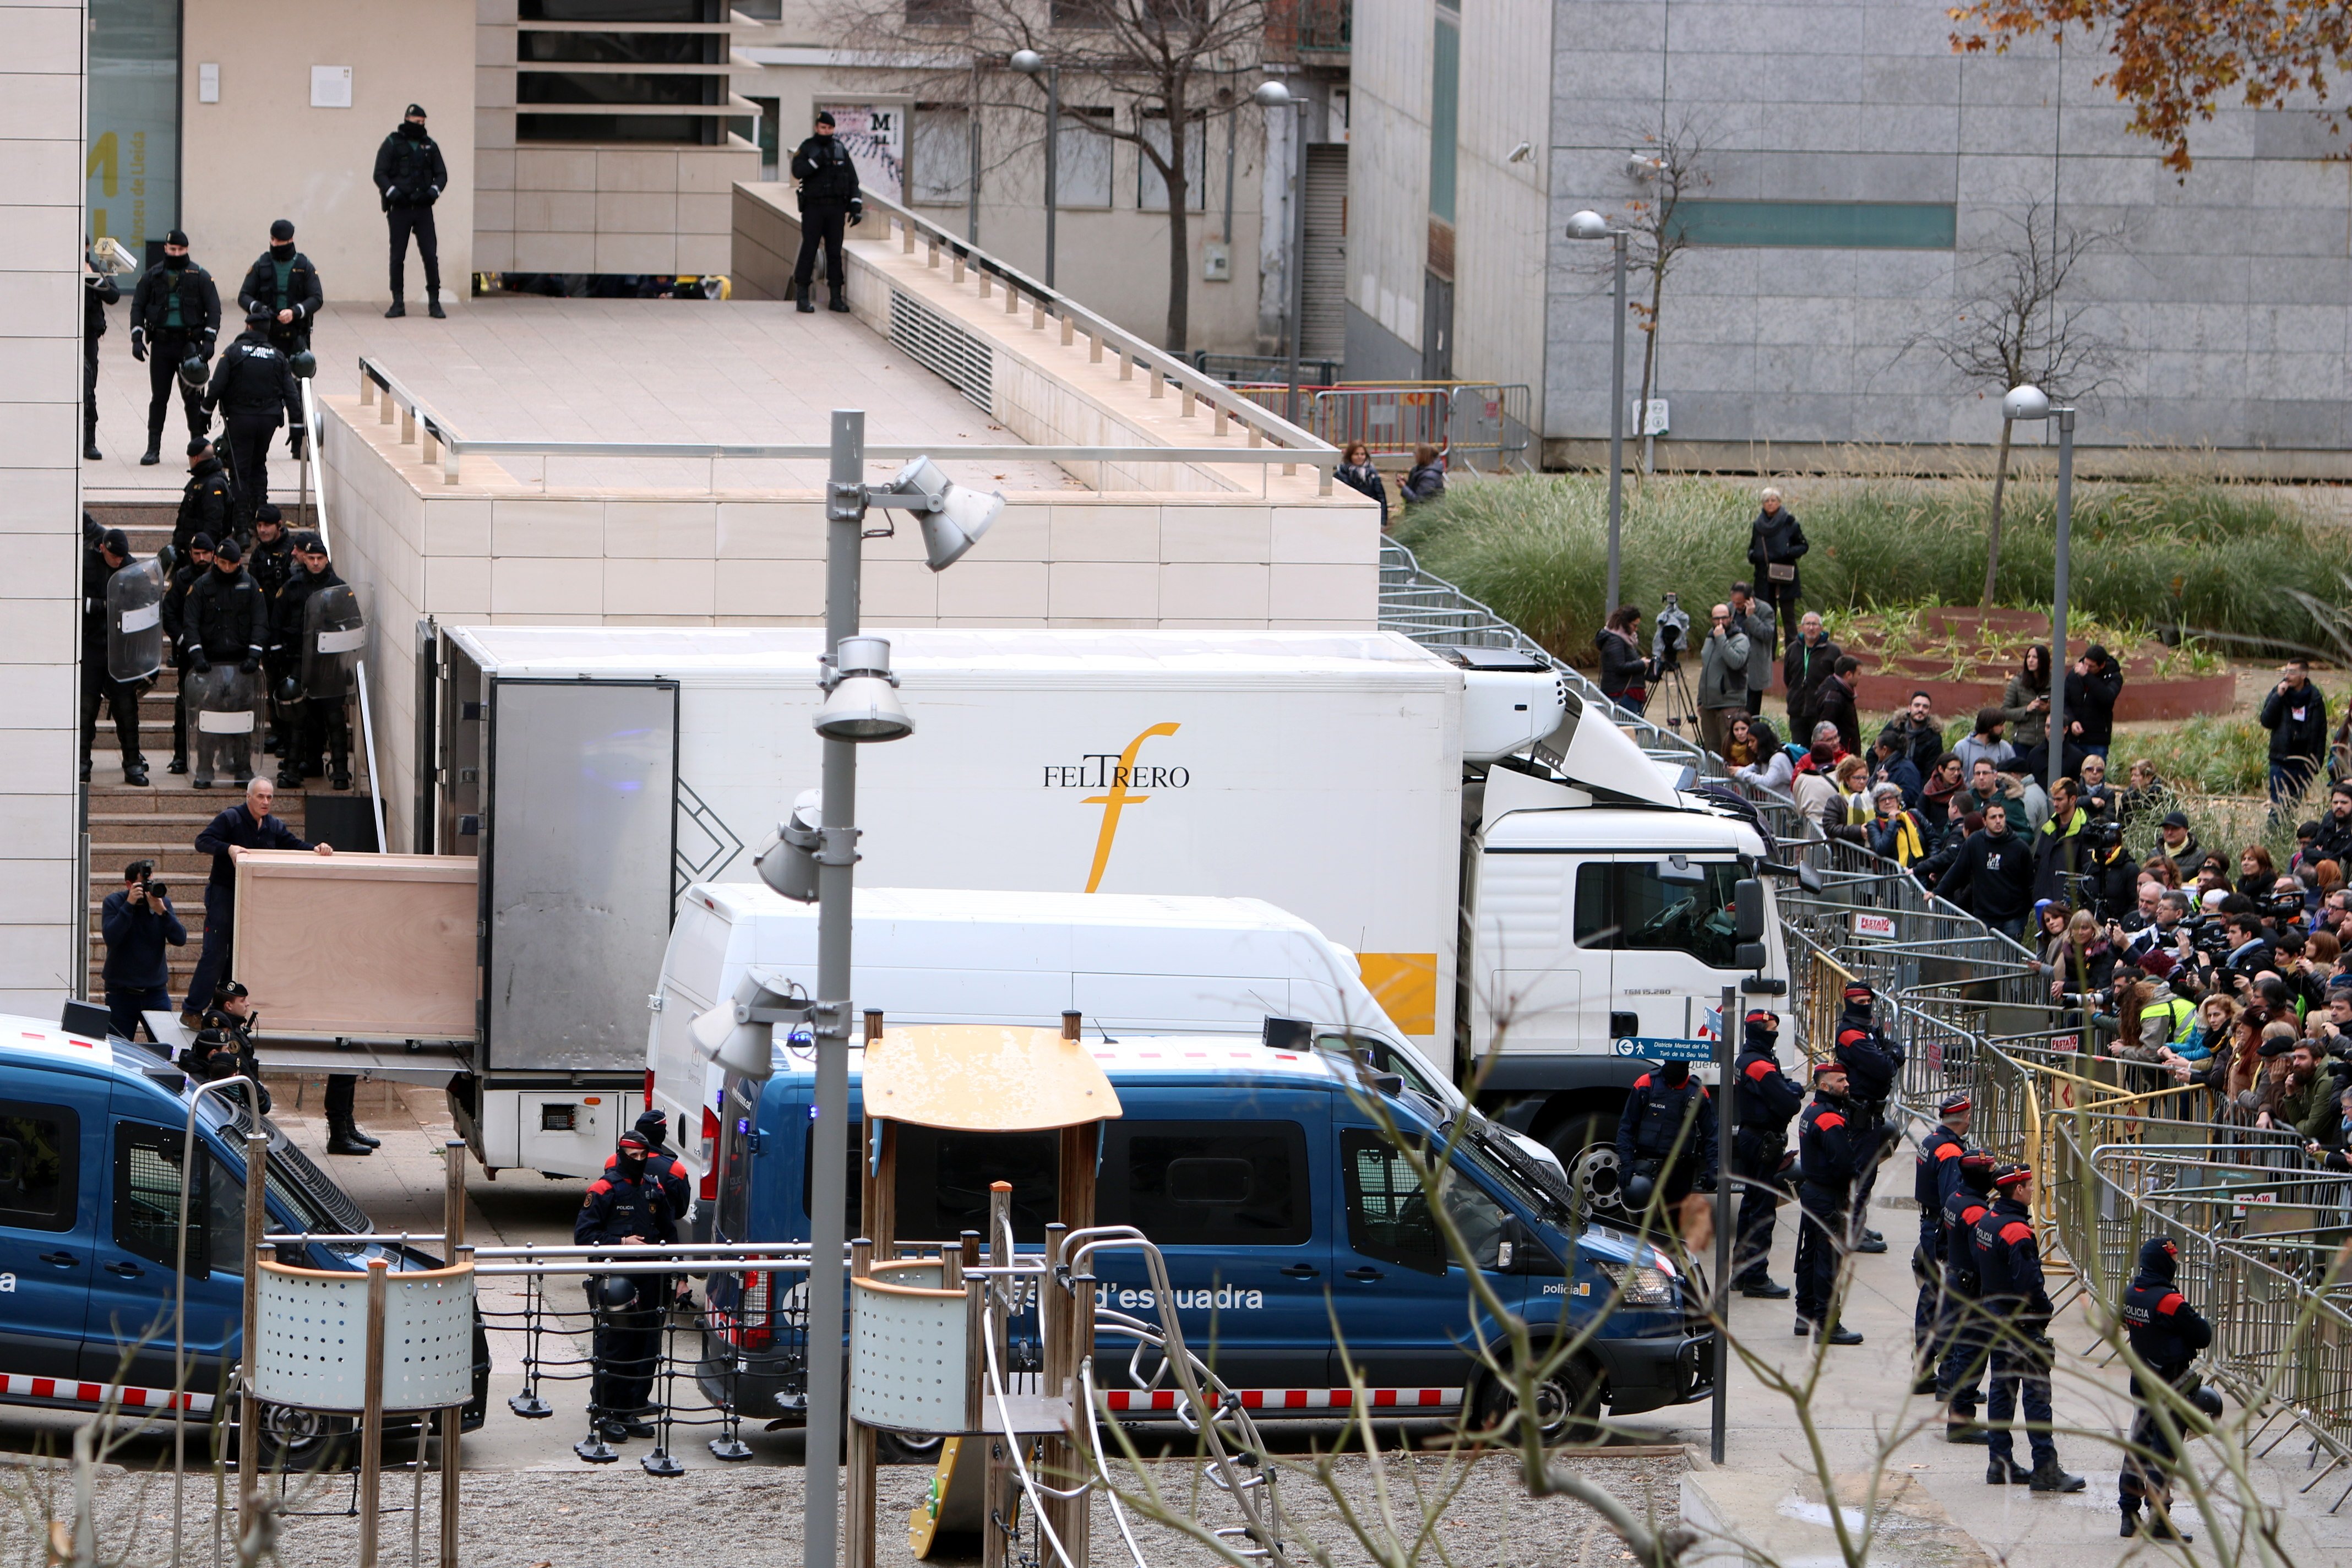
[576, 1128, 676, 1440]
[128, 230, 221, 464]
[80, 527, 148, 785]
[1833, 980, 1904, 1254]
[1793, 1059, 1864, 1344]
[273, 532, 352, 790]
[1731, 1009, 1803, 1297]
[788, 110, 863, 313]
[2118, 1235, 2216, 1542]
[1936, 1151, 1997, 1442]
[160, 531, 215, 775]
[374, 105, 449, 318]
[1971, 1163, 2085, 1491]
[605, 1108, 695, 1304]
[185, 536, 269, 789]
[244, 507, 296, 756]
[85, 242, 122, 461]
[173, 439, 234, 558]
[1912, 1093, 1974, 1389]
[1613, 1054, 1717, 1223]
[205, 303, 303, 535]
[237, 220, 324, 356]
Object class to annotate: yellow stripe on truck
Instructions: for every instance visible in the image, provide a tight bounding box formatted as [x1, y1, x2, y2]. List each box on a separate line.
[1357, 953, 1438, 1036]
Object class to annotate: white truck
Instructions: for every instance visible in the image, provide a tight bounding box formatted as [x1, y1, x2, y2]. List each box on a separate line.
[412, 625, 1790, 1189]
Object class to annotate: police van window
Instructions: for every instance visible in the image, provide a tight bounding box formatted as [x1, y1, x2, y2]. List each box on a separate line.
[0, 1101, 79, 1233]
[1339, 1130, 1445, 1275]
[114, 1125, 210, 1276]
[1099, 1122, 1309, 1248]
[1572, 861, 1740, 969]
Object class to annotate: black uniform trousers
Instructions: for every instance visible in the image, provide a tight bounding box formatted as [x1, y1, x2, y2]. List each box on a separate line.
[288, 695, 351, 780]
[85, 334, 102, 440]
[592, 1274, 667, 1418]
[792, 210, 848, 296]
[1793, 1181, 1849, 1327]
[2120, 1369, 2197, 1510]
[1850, 1100, 1888, 1216]
[324, 1072, 358, 1121]
[222, 414, 282, 532]
[1730, 1131, 1782, 1282]
[81, 657, 143, 770]
[388, 207, 441, 301]
[1914, 1219, 1945, 1360]
[1936, 1275, 1989, 1413]
[145, 331, 207, 447]
[1985, 1330, 2057, 1469]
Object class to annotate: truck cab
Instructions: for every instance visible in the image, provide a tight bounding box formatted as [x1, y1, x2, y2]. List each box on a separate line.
[698, 1034, 1713, 1436]
[0, 1019, 489, 1450]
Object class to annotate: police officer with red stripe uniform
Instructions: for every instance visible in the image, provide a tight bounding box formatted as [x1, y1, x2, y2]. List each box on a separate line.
[2118, 1235, 2216, 1541]
[1732, 1010, 1803, 1298]
[1614, 1055, 1718, 1221]
[576, 1128, 676, 1441]
[1911, 1093, 1974, 1389]
[1793, 1059, 1864, 1344]
[1833, 980, 1903, 1255]
[1936, 1151, 1997, 1441]
[1970, 1163, 2084, 1491]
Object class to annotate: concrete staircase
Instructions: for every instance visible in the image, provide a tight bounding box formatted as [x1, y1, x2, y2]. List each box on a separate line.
[83, 500, 366, 1004]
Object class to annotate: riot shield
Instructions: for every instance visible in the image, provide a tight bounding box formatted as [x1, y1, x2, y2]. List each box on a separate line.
[300, 584, 366, 702]
[183, 663, 259, 785]
[106, 557, 166, 683]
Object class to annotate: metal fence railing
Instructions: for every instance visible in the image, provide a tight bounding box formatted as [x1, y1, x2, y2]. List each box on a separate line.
[1214, 384, 1537, 473]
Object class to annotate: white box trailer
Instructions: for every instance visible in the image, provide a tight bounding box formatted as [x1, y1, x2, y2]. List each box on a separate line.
[416, 626, 1788, 1197]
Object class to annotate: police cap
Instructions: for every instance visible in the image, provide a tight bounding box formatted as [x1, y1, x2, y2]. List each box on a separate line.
[213, 535, 242, 564]
[1991, 1162, 2033, 1189]
[188, 532, 214, 554]
[215, 978, 249, 1002]
[100, 528, 130, 556]
[270, 219, 295, 242]
[187, 438, 213, 458]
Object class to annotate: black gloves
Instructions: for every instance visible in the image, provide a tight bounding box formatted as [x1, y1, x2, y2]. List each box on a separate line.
[130, 330, 147, 362]
[241, 655, 260, 674]
[848, 197, 864, 227]
[190, 652, 212, 673]
[288, 428, 307, 460]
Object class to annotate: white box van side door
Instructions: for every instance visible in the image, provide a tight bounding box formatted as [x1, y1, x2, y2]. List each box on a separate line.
[1471, 850, 1613, 1056]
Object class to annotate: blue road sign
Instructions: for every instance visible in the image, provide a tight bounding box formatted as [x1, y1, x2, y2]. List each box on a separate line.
[1611, 1036, 1714, 1062]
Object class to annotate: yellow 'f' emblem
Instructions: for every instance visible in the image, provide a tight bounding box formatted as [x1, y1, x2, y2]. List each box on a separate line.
[1082, 723, 1181, 892]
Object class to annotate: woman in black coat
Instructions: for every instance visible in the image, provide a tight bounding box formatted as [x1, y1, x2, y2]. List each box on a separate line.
[1335, 442, 1388, 513]
[1597, 604, 1653, 713]
[1745, 486, 1807, 643]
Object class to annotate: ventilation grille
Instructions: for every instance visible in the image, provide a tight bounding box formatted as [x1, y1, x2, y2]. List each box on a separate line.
[889, 290, 994, 412]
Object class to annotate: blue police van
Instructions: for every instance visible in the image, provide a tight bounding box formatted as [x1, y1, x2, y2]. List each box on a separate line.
[0, 1016, 488, 1459]
[695, 1030, 1714, 1439]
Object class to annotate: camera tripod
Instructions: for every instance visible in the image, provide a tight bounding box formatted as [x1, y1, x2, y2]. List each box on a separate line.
[1653, 657, 1701, 740]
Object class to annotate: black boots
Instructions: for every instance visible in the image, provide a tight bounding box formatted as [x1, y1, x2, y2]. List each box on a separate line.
[327, 1119, 374, 1156]
[2028, 1461, 2086, 1493]
[385, 300, 406, 318]
[2122, 1504, 2192, 1542]
[827, 288, 850, 313]
[1738, 1277, 1791, 1299]
[428, 293, 447, 319]
[1986, 1460, 2033, 1485]
[794, 282, 816, 313]
[140, 448, 160, 466]
[1819, 1325, 1864, 1346]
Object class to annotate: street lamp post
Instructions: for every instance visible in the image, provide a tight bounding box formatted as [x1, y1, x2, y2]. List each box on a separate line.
[2002, 384, 2075, 801]
[1254, 79, 1308, 426]
[1010, 50, 1060, 289]
[692, 410, 1002, 1568]
[1566, 209, 1630, 613]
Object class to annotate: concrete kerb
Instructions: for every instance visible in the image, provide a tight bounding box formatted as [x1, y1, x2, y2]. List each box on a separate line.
[1681, 1469, 1997, 1568]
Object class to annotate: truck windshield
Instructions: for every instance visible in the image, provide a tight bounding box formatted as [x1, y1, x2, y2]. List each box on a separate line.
[1574, 861, 1741, 970]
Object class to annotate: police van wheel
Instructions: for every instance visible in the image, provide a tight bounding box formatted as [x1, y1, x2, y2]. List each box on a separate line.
[1472, 1356, 1602, 1445]
[241, 1402, 355, 1473]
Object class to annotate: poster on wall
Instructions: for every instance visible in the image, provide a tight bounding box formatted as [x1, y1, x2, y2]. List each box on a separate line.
[814, 103, 904, 204]
[86, 0, 182, 264]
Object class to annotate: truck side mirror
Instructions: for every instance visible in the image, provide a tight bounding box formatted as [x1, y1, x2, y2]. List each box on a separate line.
[1734, 876, 1770, 972]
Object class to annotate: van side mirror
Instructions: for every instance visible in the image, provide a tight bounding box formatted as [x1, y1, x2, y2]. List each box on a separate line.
[1734, 876, 1770, 970]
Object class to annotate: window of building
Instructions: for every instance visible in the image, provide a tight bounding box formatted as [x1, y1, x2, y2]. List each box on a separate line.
[1428, 15, 1459, 224]
[1573, 861, 1741, 968]
[1669, 200, 1958, 251]
[1099, 1122, 1310, 1246]
[0, 1101, 78, 1233]
[515, 0, 738, 145]
[1057, 108, 1115, 208]
[1137, 110, 1207, 212]
[905, 0, 973, 23]
[86, 0, 181, 265]
[912, 104, 973, 205]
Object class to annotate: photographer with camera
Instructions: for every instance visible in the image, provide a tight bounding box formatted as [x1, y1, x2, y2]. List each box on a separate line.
[100, 860, 186, 1042]
[1697, 603, 1753, 759]
[2081, 815, 2139, 921]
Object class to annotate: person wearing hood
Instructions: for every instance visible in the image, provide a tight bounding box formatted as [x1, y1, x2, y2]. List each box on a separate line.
[1793, 1060, 1865, 1344]
[2116, 1235, 2215, 1542]
[1972, 1163, 2085, 1493]
[128, 230, 221, 464]
[576, 1128, 677, 1441]
[204, 301, 303, 534]
[1613, 1052, 1717, 1229]
[374, 104, 449, 318]
[237, 219, 324, 355]
[1730, 1010, 1803, 1299]
[1833, 981, 1903, 1254]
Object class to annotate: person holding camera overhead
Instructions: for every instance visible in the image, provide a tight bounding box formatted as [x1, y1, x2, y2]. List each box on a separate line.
[101, 860, 186, 1042]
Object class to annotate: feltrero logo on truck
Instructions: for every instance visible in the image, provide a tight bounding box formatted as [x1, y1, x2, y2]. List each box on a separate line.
[1044, 722, 1190, 891]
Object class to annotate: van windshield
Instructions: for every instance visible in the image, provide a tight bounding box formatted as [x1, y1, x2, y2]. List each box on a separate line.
[198, 1095, 369, 1234]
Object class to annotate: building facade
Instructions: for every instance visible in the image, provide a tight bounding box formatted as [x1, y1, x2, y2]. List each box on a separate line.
[1351, 0, 2352, 471]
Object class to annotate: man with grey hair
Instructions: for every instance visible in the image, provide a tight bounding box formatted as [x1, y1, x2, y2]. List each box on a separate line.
[1746, 486, 1807, 652]
[1783, 609, 1839, 741]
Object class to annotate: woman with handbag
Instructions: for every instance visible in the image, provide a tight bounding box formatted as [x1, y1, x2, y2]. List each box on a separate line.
[1746, 487, 1806, 651]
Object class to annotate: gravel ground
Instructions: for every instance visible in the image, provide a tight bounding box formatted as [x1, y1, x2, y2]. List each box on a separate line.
[1, 1447, 1684, 1568]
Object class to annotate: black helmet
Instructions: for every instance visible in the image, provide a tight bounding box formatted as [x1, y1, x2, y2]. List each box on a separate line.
[2191, 1384, 2224, 1419]
[1622, 1171, 1656, 1212]
[276, 674, 302, 706]
[597, 1274, 637, 1310]
[289, 349, 318, 379]
[178, 354, 207, 392]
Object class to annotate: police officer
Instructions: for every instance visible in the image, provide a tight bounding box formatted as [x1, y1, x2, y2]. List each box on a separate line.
[273, 532, 352, 790]
[204, 302, 303, 535]
[128, 230, 221, 465]
[237, 220, 324, 356]
[1832, 980, 1904, 1254]
[2117, 1235, 2215, 1542]
[1912, 1093, 1974, 1390]
[85, 242, 122, 461]
[244, 507, 297, 756]
[185, 535, 269, 790]
[374, 105, 449, 319]
[1613, 1053, 1717, 1224]
[1936, 1150, 1997, 1442]
[185, 978, 273, 1117]
[576, 1128, 676, 1440]
[80, 527, 149, 785]
[1731, 1009, 1803, 1298]
[160, 531, 216, 776]
[173, 438, 235, 558]
[606, 1108, 695, 1304]
[788, 110, 863, 313]
[1793, 1059, 1865, 1344]
[1971, 1163, 2085, 1491]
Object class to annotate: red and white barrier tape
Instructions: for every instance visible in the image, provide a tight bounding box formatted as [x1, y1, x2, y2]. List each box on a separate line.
[0, 1373, 214, 1414]
[1098, 1385, 1460, 1413]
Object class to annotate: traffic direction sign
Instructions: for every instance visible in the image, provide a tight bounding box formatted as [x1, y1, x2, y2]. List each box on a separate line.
[1610, 1036, 1713, 1061]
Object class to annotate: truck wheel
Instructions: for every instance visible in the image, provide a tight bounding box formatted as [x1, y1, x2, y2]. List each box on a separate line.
[1545, 1110, 1624, 1218]
[1472, 1355, 1603, 1445]
[876, 1429, 945, 1465]
[243, 1402, 355, 1473]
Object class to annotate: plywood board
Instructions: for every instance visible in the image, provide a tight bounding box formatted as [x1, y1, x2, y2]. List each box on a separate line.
[862, 1025, 1120, 1131]
[231, 851, 477, 1039]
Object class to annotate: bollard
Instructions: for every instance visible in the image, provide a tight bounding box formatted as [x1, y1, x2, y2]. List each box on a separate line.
[237, 1131, 267, 1545]
[358, 1260, 389, 1568]
[847, 1237, 876, 1568]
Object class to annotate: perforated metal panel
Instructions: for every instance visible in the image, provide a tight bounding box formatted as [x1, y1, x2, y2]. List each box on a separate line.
[253, 1266, 475, 1412]
[889, 291, 993, 412]
[850, 1266, 970, 1434]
